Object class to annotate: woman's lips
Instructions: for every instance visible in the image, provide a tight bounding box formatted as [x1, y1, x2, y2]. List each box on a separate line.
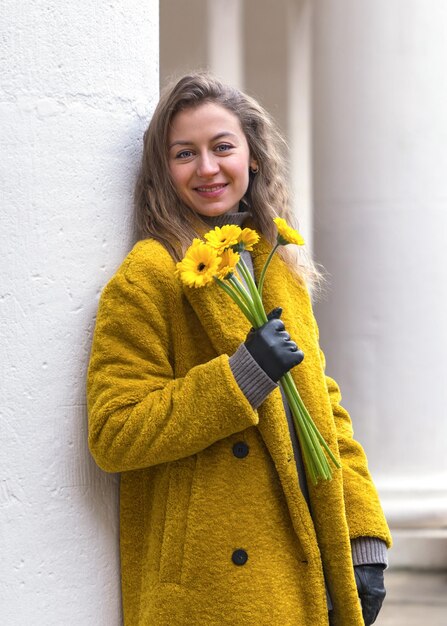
[194, 183, 228, 198]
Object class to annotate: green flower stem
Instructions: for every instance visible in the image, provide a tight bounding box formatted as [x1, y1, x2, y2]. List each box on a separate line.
[229, 274, 264, 328]
[237, 257, 268, 325]
[228, 274, 256, 312]
[302, 408, 341, 468]
[214, 278, 257, 327]
[282, 375, 326, 470]
[282, 373, 330, 483]
[281, 371, 342, 482]
[257, 242, 281, 299]
[282, 371, 340, 469]
[286, 374, 333, 479]
[280, 376, 319, 484]
[280, 374, 330, 478]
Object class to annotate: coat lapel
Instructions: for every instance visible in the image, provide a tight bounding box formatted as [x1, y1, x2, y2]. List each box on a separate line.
[182, 272, 251, 357]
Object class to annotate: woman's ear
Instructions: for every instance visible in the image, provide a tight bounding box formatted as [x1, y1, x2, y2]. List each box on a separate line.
[250, 159, 259, 174]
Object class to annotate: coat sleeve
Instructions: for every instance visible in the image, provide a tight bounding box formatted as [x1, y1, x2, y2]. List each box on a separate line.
[87, 253, 259, 473]
[319, 347, 392, 547]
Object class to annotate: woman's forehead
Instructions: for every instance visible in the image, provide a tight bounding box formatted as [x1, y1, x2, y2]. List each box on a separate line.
[169, 102, 246, 143]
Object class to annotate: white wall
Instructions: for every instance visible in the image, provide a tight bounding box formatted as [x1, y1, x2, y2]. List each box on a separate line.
[0, 1, 158, 623]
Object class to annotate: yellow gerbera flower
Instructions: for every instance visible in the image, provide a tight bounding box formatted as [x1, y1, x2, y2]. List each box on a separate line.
[238, 228, 260, 251]
[175, 239, 220, 288]
[273, 217, 305, 246]
[204, 225, 242, 253]
[216, 248, 240, 280]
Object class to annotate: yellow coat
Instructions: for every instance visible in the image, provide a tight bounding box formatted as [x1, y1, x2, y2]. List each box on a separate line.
[87, 235, 391, 626]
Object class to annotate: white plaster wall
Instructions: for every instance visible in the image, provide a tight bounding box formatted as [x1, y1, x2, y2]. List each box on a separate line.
[0, 1, 158, 623]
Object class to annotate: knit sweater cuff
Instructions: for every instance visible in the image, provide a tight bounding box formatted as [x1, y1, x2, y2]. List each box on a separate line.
[229, 344, 278, 409]
[351, 537, 388, 568]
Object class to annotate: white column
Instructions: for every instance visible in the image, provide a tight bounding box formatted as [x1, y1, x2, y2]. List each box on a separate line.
[287, 0, 313, 248]
[207, 0, 244, 88]
[0, 1, 158, 622]
[313, 0, 447, 568]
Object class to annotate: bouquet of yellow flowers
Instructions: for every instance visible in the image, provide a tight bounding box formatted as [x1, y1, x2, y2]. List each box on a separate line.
[175, 218, 340, 484]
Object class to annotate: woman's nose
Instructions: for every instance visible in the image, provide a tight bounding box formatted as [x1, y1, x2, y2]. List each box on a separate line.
[196, 152, 219, 178]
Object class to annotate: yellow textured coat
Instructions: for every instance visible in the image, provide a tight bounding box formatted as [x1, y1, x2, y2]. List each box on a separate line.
[87, 236, 391, 626]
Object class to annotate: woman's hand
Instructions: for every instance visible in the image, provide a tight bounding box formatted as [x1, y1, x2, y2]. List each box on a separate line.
[244, 307, 304, 382]
[354, 564, 386, 625]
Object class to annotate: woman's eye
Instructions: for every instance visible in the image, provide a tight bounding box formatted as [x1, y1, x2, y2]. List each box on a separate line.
[176, 149, 194, 159]
[215, 143, 232, 153]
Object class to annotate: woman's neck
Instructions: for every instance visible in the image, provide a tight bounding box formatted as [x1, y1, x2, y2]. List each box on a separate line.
[201, 210, 250, 228]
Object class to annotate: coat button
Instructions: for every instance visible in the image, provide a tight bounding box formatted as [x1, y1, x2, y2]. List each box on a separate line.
[232, 549, 248, 566]
[232, 441, 249, 458]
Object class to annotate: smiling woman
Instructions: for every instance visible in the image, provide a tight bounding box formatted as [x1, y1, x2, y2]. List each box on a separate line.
[168, 102, 257, 218]
[87, 72, 391, 626]
[131, 72, 296, 265]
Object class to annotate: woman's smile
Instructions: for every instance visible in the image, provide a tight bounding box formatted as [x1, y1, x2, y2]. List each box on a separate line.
[194, 183, 228, 197]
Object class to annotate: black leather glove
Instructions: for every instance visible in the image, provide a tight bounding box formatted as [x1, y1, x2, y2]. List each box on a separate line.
[354, 564, 386, 626]
[244, 308, 304, 382]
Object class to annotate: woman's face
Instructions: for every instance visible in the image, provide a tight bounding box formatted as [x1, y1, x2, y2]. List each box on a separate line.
[168, 102, 257, 218]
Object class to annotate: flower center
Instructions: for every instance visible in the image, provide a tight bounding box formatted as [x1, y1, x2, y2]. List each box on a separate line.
[198, 263, 206, 272]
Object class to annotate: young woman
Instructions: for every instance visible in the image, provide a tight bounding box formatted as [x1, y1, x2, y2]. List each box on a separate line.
[87, 73, 391, 625]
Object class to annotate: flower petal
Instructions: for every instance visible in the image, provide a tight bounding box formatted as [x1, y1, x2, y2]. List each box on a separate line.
[176, 240, 221, 288]
[273, 217, 305, 246]
[238, 227, 260, 251]
[205, 225, 242, 253]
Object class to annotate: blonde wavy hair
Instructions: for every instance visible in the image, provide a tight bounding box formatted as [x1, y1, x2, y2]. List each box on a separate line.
[134, 71, 322, 290]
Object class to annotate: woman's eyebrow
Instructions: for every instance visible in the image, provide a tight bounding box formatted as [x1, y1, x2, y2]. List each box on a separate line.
[169, 131, 238, 149]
